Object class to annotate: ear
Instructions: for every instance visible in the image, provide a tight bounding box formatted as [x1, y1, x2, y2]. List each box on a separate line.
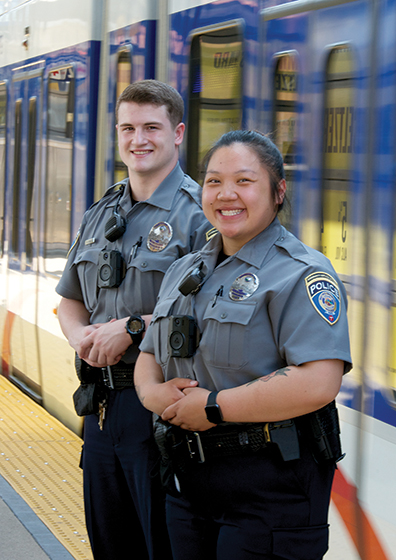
[276, 179, 287, 205]
[174, 122, 185, 146]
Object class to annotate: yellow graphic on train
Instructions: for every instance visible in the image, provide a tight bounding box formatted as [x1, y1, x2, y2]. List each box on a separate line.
[321, 190, 349, 275]
[321, 46, 354, 277]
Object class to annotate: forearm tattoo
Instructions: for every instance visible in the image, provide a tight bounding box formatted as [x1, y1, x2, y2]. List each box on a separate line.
[247, 367, 291, 386]
[135, 385, 145, 404]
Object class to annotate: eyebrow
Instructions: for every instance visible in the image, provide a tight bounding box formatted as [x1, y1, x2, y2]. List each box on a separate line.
[206, 168, 257, 175]
[119, 121, 163, 128]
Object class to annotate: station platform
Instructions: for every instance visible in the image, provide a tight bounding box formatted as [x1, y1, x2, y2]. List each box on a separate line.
[0, 372, 363, 560]
[0, 375, 93, 560]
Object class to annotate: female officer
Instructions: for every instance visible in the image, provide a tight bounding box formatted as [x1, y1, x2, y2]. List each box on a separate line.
[135, 130, 352, 560]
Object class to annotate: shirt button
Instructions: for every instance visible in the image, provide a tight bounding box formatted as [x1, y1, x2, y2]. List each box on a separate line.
[221, 313, 227, 319]
[107, 316, 112, 321]
[141, 262, 147, 268]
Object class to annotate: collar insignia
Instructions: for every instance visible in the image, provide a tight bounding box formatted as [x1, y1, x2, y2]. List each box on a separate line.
[206, 227, 218, 242]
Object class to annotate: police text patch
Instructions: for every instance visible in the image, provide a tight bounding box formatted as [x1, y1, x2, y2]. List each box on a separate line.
[305, 272, 341, 325]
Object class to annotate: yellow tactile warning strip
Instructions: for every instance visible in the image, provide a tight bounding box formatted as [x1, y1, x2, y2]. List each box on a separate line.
[0, 376, 93, 560]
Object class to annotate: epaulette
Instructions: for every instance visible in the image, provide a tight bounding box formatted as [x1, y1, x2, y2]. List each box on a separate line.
[103, 180, 127, 198]
[86, 180, 127, 212]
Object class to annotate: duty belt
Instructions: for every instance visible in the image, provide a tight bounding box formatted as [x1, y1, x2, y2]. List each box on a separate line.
[165, 420, 300, 464]
[101, 362, 135, 390]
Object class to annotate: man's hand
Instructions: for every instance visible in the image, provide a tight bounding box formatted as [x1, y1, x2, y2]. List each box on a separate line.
[78, 318, 131, 367]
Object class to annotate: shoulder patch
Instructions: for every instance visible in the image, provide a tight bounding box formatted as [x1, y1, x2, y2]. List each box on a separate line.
[305, 272, 341, 325]
[67, 229, 80, 258]
[206, 227, 218, 242]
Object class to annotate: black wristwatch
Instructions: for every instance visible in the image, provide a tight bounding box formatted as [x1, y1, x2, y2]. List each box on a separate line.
[205, 391, 223, 424]
[125, 315, 145, 345]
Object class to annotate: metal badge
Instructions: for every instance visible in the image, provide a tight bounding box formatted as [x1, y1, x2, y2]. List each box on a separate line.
[147, 221, 173, 252]
[229, 273, 259, 301]
[305, 272, 341, 325]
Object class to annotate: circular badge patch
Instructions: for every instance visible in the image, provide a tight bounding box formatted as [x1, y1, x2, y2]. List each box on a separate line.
[229, 273, 259, 301]
[147, 222, 173, 252]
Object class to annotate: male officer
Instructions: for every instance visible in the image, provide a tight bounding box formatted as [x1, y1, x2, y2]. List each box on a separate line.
[56, 80, 213, 560]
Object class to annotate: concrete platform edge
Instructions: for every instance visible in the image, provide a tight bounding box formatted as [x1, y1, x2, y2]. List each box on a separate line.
[0, 473, 75, 560]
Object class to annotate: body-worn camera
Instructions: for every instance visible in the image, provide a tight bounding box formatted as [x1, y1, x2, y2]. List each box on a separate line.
[97, 249, 125, 288]
[168, 315, 199, 358]
[178, 262, 206, 296]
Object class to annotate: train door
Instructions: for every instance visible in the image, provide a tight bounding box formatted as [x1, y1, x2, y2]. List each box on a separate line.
[320, 46, 367, 402]
[0, 81, 7, 357]
[320, 46, 354, 287]
[7, 66, 43, 399]
[186, 21, 243, 181]
[35, 65, 81, 433]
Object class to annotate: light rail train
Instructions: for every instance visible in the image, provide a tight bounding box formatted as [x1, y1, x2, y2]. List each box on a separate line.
[0, 0, 395, 558]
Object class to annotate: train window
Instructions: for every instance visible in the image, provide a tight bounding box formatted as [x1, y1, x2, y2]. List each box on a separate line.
[11, 99, 23, 257]
[25, 97, 37, 265]
[320, 46, 354, 281]
[114, 50, 132, 183]
[0, 82, 6, 258]
[187, 23, 243, 181]
[44, 66, 75, 275]
[273, 54, 298, 230]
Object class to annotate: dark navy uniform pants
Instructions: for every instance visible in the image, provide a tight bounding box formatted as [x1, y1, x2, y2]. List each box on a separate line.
[166, 441, 334, 560]
[82, 387, 172, 560]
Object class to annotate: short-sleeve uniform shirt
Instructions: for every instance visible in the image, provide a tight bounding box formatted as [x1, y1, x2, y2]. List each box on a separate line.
[56, 163, 214, 364]
[140, 218, 352, 390]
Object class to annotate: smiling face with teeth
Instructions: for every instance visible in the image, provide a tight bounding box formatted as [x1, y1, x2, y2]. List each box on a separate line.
[202, 142, 286, 255]
[116, 101, 185, 198]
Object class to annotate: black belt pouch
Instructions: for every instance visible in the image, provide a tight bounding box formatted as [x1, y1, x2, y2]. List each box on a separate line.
[73, 383, 98, 416]
[72, 354, 101, 416]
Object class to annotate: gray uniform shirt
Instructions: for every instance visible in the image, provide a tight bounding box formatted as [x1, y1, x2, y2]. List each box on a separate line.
[140, 218, 352, 390]
[56, 163, 213, 364]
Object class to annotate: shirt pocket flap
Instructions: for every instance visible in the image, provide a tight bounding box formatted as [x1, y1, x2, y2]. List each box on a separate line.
[129, 251, 178, 274]
[152, 298, 175, 322]
[74, 247, 100, 266]
[203, 300, 256, 325]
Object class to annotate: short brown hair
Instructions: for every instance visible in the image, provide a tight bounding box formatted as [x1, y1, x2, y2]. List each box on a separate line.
[115, 80, 184, 128]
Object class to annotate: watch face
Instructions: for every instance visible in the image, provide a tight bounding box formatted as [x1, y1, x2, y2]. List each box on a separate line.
[205, 404, 223, 424]
[130, 318, 142, 333]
